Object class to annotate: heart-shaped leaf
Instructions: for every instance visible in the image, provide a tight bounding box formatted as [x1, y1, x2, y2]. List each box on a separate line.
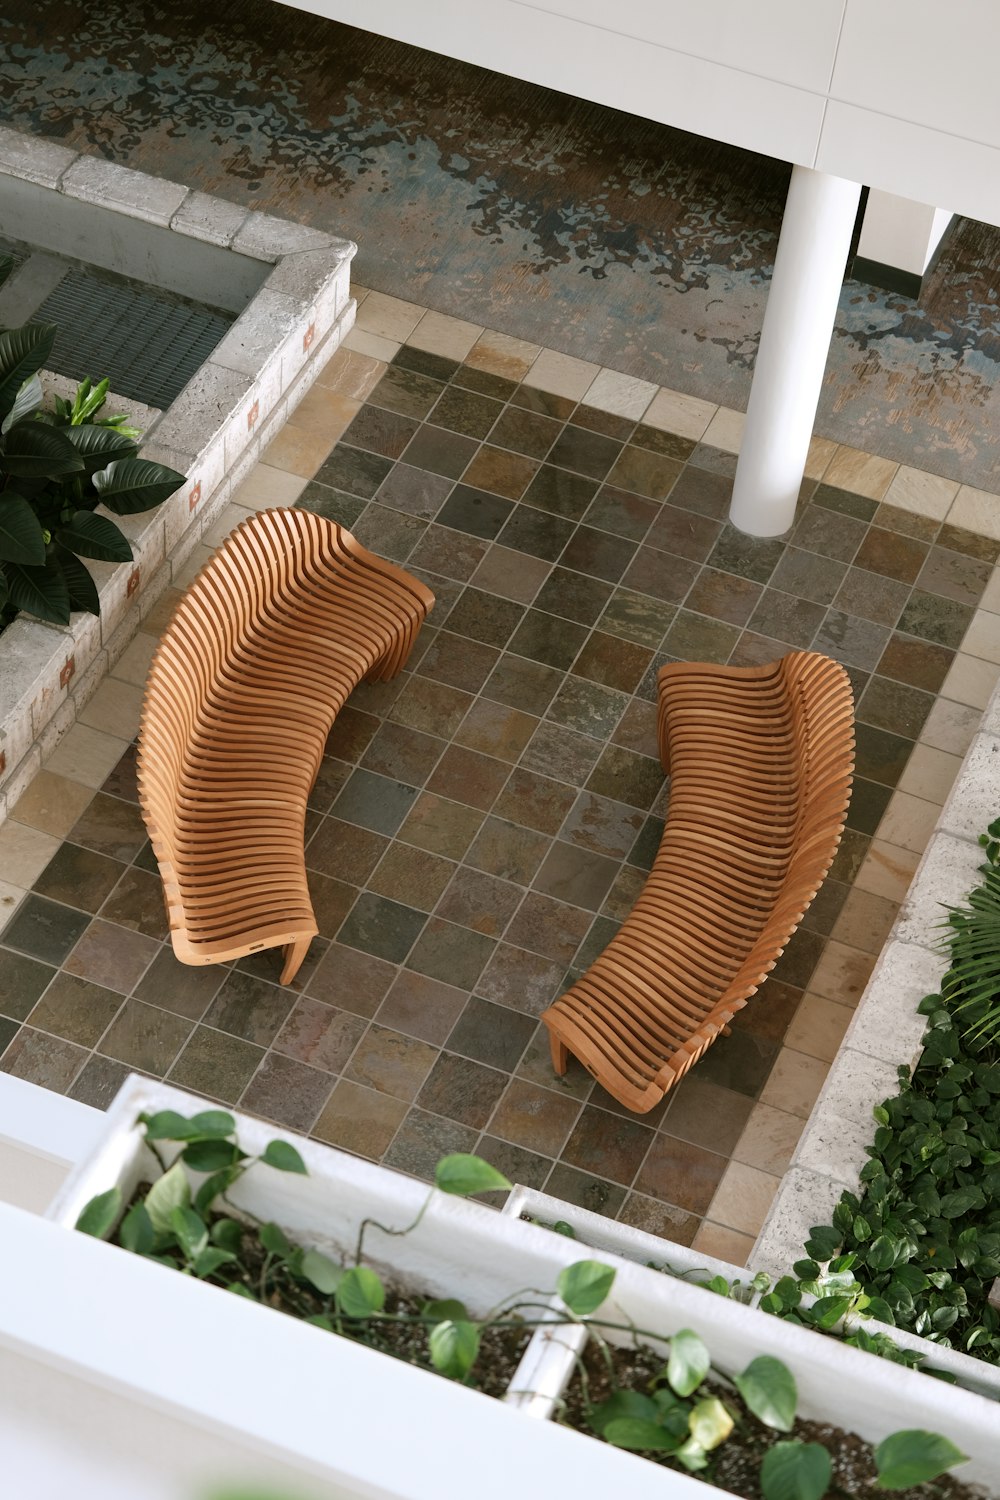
[119, 1203, 155, 1256]
[688, 1396, 734, 1451]
[557, 1259, 616, 1316]
[604, 1418, 681, 1452]
[260, 1139, 307, 1174]
[428, 1317, 480, 1380]
[144, 1161, 191, 1235]
[170, 1206, 209, 1261]
[434, 1153, 511, 1197]
[667, 1328, 710, 1397]
[300, 1249, 342, 1295]
[735, 1355, 797, 1432]
[75, 1186, 122, 1240]
[181, 1138, 242, 1173]
[761, 1442, 833, 1500]
[337, 1265, 385, 1319]
[188, 1110, 237, 1138]
[142, 1110, 204, 1142]
[875, 1431, 968, 1489]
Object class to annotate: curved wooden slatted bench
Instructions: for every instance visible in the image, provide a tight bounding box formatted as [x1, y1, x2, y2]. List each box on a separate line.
[541, 651, 854, 1113]
[137, 508, 434, 986]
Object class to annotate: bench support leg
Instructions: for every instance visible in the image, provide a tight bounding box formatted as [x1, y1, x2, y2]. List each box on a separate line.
[550, 1032, 569, 1076]
[280, 937, 312, 987]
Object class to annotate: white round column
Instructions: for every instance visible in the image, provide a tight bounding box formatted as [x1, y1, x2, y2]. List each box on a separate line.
[730, 165, 862, 538]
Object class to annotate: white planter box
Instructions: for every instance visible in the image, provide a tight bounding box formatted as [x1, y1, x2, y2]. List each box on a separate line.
[42, 1076, 1000, 1492]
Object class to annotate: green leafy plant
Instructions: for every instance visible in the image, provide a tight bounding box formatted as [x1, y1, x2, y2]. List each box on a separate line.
[0, 254, 185, 627]
[74, 1109, 972, 1497]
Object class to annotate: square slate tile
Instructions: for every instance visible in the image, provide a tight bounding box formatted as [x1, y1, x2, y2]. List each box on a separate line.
[32, 842, 125, 913]
[393, 345, 459, 382]
[428, 384, 504, 439]
[169, 1027, 264, 1104]
[559, 525, 636, 582]
[446, 994, 537, 1071]
[28, 972, 122, 1047]
[897, 590, 973, 648]
[562, 1105, 655, 1184]
[98, 998, 192, 1075]
[475, 943, 566, 1016]
[504, 893, 591, 965]
[747, 589, 826, 649]
[769, 547, 847, 606]
[571, 631, 653, 692]
[338, 892, 427, 963]
[586, 745, 664, 809]
[402, 424, 478, 479]
[488, 1077, 581, 1155]
[314, 444, 394, 498]
[853, 526, 928, 584]
[462, 445, 539, 500]
[547, 677, 629, 740]
[341, 404, 419, 458]
[384, 1107, 478, 1179]
[203, 970, 296, 1047]
[492, 768, 577, 835]
[332, 769, 420, 835]
[645, 503, 721, 562]
[606, 446, 683, 502]
[376, 970, 469, 1046]
[488, 404, 562, 459]
[406, 917, 496, 989]
[0, 1027, 86, 1093]
[533, 567, 613, 626]
[436, 867, 522, 937]
[507, 609, 589, 669]
[376, 463, 454, 519]
[547, 423, 622, 480]
[344, 1024, 439, 1102]
[416, 1052, 507, 1128]
[444, 586, 524, 647]
[0, 948, 57, 1021]
[543, 1163, 626, 1217]
[707, 524, 786, 584]
[484, 654, 563, 716]
[497, 504, 575, 561]
[622, 547, 700, 604]
[434, 484, 514, 539]
[584, 485, 659, 542]
[599, 587, 676, 646]
[313, 1078, 407, 1159]
[668, 466, 733, 519]
[521, 722, 603, 783]
[406, 523, 488, 580]
[425, 745, 510, 810]
[4, 896, 95, 967]
[240, 1053, 333, 1132]
[532, 841, 619, 911]
[369, 364, 445, 419]
[417, 631, 501, 693]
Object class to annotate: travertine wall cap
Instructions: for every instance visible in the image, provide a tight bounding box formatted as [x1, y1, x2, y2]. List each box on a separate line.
[170, 190, 250, 249]
[210, 290, 304, 379]
[754, 1166, 846, 1277]
[265, 242, 358, 304]
[843, 939, 944, 1067]
[150, 363, 253, 453]
[894, 831, 983, 952]
[61, 156, 189, 228]
[0, 125, 77, 189]
[793, 1107, 874, 1189]
[232, 211, 336, 260]
[938, 732, 1000, 842]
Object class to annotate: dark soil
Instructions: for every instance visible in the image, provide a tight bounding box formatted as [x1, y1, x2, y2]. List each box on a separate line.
[559, 1341, 987, 1500]
[134, 1193, 530, 1398]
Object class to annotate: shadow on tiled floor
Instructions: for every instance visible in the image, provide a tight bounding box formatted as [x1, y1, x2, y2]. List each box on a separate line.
[2, 328, 998, 1263]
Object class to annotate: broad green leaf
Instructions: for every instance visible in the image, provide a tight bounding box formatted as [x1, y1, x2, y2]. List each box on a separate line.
[676, 1436, 710, 1471]
[170, 1206, 209, 1260]
[735, 1355, 797, 1432]
[61, 422, 137, 472]
[0, 324, 56, 412]
[141, 1110, 203, 1142]
[0, 493, 45, 565]
[688, 1396, 734, 1451]
[428, 1317, 480, 1380]
[260, 1139, 307, 1174]
[2, 418, 83, 477]
[604, 1418, 681, 1452]
[875, 1431, 969, 1489]
[144, 1161, 191, 1234]
[181, 1138, 243, 1173]
[552, 1220, 577, 1237]
[300, 1249, 342, 1295]
[557, 1259, 616, 1316]
[337, 1265, 385, 1319]
[259, 1222, 292, 1257]
[192, 1247, 237, 1279]
[761, 1442, 833, 1500]
[305, 1313, 333, 1331]
[434, 1153, 512, 1197]
[5, 558, 70, 624]
[667, 1328, 710, 1397]
[423, 1298, 468, 1322]
[195, 1166, 243, 1216]
[1, 373, 42, 434]
[55, 549, 100, 614]
[92, 456, 185, 515]
[803, 1225, 840, 1261]
[119, 1203, 154, 1255]
[56, 509, 132, 563]
[587, 1391, 659, 1436]
[210, 1218, 244, 1252]
[75, 1186, 122, 1240]
[189, 1110, 236, 1137]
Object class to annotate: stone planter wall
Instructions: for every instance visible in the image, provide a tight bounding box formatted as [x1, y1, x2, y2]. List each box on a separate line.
[0, 126, 357, 826]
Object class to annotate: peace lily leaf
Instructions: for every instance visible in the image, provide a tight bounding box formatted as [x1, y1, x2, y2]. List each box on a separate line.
[0, 373, 42, 433]
[75, 1186, 122, 1240]
[735, 1355, 797, 1432]
[300, 1249, 343, 1295]
[2, 418, 83, 477]
[56, 549, 100, 614]
[875, 1431, 969, 1489]
[688, 1396, 734, 1451]
[260, 1139, 307, 1174]
[337, 1265, 385, 1318]
[0, 492, 45, 564]
[92, 456, 185, 515]
[144, 1161, 191, 1234]
[0, 324, 56, 412]
[56, 509, 132, 563]
[61, 422, 137, 471]
[434, 1153, 511, 1197]
[119, 1203, 154, 1256]
[5, 557, 70, 624]
[557, 1259, 616, 1316]
[604, 1418, 681, 1452]
[760, 1442, 833, 1500]
[667, 1328, 710, 1397]
[428, 1318, 480, 1380]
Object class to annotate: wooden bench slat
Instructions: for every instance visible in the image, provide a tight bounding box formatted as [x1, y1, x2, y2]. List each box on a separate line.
[541, 651, 854, 1112]
[137, 508, 434, 984]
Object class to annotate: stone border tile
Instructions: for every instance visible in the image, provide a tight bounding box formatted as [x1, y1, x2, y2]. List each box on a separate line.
[0, 124, 76, 188]
[643, 386, 716, 441]
[884, 465, 958, 520]
[61, 156, 188, 228]
[523, 349, 601, 400]
[823, 446, 898, 499]
[701, 405, 745, 453]
[948, 483, 1000, 541]
[169, 191, 249, 248]
[407, 309, 482, 361]
[583, 368, 657, 420]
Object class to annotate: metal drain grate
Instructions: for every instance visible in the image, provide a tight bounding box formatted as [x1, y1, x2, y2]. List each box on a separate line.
[34, 270, 234, 409]
[0, 240, 27, 277]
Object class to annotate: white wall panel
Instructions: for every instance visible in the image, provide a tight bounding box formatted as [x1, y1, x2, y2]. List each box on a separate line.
[516, 0, 847, 93]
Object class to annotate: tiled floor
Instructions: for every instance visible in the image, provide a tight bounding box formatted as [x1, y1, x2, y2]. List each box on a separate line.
[2, 296, 999, 1265]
